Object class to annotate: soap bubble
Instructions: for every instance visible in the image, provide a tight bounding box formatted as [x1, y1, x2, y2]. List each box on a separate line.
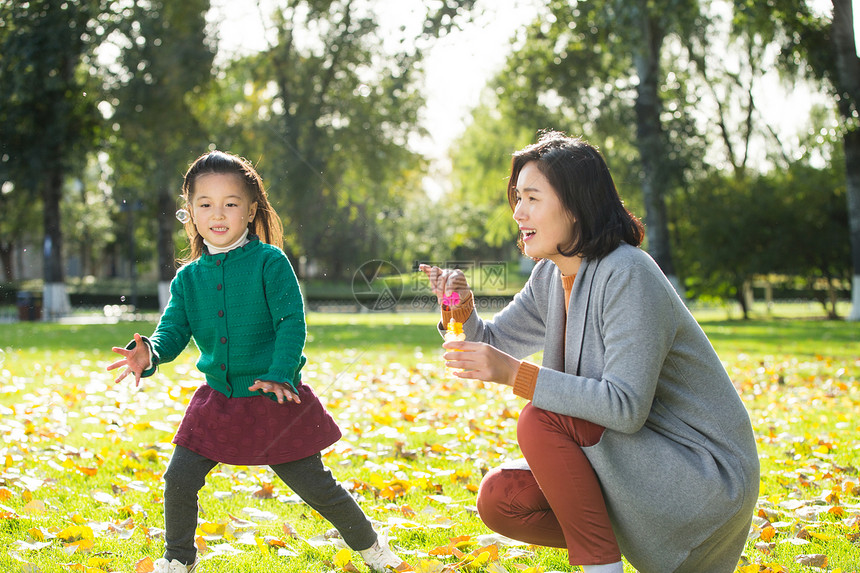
[175, 209, 191, 223]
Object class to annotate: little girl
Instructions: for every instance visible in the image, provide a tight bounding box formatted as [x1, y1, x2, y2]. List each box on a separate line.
[108, 151, 407, 573]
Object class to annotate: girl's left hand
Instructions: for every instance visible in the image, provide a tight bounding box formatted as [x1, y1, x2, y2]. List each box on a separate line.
[442, 341, 520, 387]
[249, 380, 302, 404]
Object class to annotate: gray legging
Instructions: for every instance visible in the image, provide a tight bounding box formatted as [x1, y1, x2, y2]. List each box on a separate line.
[162, 445, 378, 565]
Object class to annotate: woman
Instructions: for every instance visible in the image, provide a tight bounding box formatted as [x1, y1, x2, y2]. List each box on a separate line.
[420, 131, 759, 573]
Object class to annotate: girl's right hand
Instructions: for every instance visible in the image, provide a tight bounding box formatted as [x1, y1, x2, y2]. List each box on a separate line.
[248, 380, 302, 404]
[107, 332, 150, 387]
[418, 264, 471, 308]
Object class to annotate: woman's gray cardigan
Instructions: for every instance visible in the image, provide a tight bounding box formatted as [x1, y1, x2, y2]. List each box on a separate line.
[455, 245, 759, 573]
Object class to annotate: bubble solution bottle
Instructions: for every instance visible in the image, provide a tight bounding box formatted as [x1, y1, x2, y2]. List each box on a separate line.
[443, 318, 465, 375]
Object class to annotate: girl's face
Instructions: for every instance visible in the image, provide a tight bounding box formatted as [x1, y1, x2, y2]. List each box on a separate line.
[190, 173, 257, 249]
[512, 161, 580, 274]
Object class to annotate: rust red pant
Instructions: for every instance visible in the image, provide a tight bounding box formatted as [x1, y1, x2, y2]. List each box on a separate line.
[476, 403, 622, 566]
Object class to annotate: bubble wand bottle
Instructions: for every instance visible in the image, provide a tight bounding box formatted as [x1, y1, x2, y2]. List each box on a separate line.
[442, 293, 464, 374]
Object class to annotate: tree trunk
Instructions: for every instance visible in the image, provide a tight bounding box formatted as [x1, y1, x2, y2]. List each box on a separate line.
[633, 11, 684, 298]
[0, 242, 13, 281]
[41, 165, 70, 319]
[831, 0, 860, 320]
[735, 284, 749, 320]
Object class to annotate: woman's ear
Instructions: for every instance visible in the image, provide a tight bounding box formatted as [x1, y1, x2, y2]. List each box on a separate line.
[248, 202, 258, 223]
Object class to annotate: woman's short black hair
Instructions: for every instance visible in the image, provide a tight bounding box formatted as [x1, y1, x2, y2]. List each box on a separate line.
[507, 130, 644, 260]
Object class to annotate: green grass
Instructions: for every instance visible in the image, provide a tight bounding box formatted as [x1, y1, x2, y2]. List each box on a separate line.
[0, 308, 858, 573]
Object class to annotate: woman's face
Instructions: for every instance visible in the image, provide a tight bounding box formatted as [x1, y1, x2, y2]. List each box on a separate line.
[512, 161, 578, 271]
[190, 173, 257, 249]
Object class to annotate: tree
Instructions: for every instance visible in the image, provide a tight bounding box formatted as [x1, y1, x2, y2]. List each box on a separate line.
[489, 0, 708, 296]
[678, 160, 849, 319]
[448, 106, 538, 257]
[107, 0, 214, 309]
[0, 180, 41, 281]
[830, 0, 860, 320]
[677, 173, 777, 317]
[0, 0, 105, 317]
[731, 0, 860, 319]
[193, 0, 476, 279]
[60, 156, 116, 279]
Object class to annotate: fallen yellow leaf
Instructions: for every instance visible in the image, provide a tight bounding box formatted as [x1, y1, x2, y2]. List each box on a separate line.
[57, 524, 94, 542]
[87, 556, 113, 568]
[198, 521, 226, 536]
[333, 547, 353, 567]
[27, 527, 45, 541]
[21, 500, 46, 514]
[464, 550, 490, 569]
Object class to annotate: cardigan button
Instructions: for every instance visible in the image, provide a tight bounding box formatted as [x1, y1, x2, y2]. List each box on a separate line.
[218, 310, 224, 317]
[216, 284, 222, 290]
[220, 363, 226, 371]
[215, 260, 222, 266]
[220, 337, 227, 344]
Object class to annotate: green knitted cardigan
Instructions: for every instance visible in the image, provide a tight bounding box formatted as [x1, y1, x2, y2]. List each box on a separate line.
[135, 237, 307, 398]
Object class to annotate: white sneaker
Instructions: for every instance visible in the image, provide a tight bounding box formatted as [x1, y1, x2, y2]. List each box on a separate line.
[153, 558, 197, 573]
[359, 539, 410, 572]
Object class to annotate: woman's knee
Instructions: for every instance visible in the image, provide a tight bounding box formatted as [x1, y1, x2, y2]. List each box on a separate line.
[476, 469, 503, 520]
[476, 468, 534, 532]
[476, 470, 512, 534]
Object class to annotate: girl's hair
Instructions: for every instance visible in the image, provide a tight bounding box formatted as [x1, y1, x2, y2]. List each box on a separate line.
[507, 131, 644, 261]
[179, 150, 284, 262]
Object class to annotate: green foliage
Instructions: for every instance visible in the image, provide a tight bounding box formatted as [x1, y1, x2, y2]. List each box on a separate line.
[185, 0, 484, 278]
[730, 0, 830, 83]
[0, 179, 40, 281]
[447, 107, 534, 255]
[60, 156, 117, 278]
[0, 0, 108, 287]
[729, 0, 860, 310]
[0, 0, 104, 180]
[458, 0, 713, 275]
[107, 0, 215, 281]
[676, 159, 850, 314]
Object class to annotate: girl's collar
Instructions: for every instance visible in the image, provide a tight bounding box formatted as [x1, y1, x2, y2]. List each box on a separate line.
[203, 229, 251, 255]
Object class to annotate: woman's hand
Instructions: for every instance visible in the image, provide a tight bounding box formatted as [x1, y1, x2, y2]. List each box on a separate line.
[249, 380, 302, 404]
[107, 333, 151, 386]
[442, 340, 520, 387]
[418, 264, 471, 308]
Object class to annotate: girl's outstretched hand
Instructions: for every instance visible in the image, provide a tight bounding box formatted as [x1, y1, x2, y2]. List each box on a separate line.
[249, 380, 301, 404]
[107, 332, 150, 387]
[442, 340, 521, 387]
[418, 264, 471, 308]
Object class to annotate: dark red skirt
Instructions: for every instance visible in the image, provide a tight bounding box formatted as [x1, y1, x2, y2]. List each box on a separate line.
[172, 383, 342, 466]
